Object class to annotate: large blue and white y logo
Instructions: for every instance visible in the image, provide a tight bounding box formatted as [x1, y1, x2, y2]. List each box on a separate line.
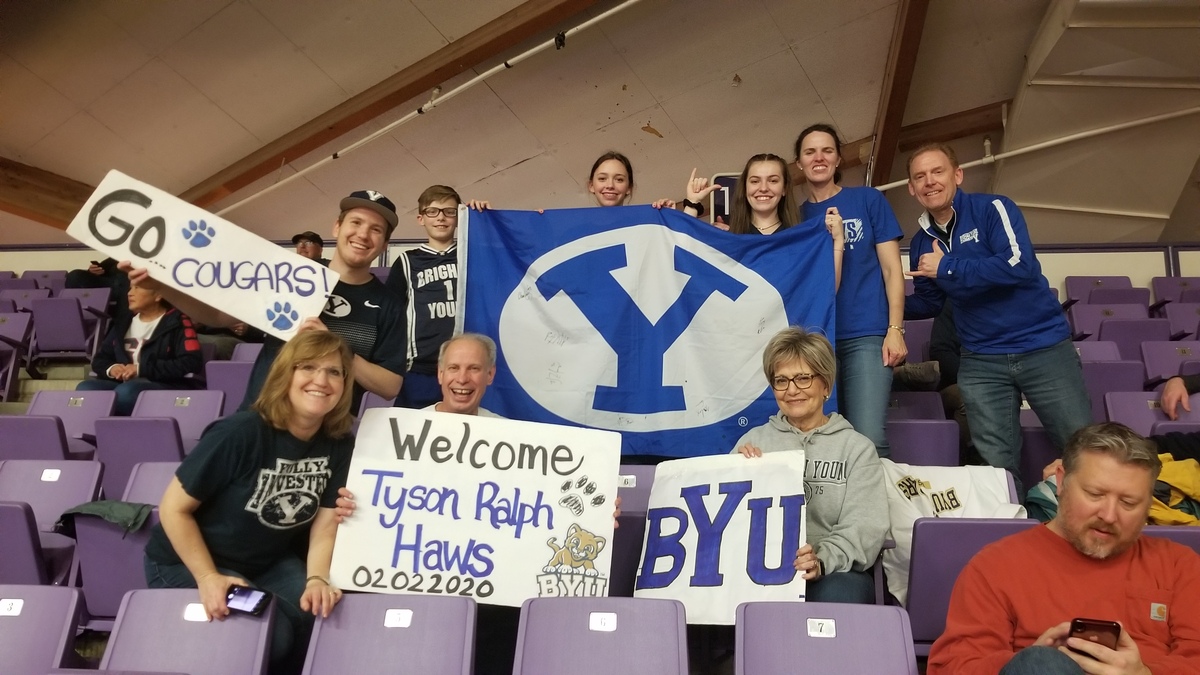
[498, 224, 788, 433]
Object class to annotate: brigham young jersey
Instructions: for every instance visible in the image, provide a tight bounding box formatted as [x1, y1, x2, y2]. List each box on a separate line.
[386, 243, 457, 376]
[241, 276, 407, 415]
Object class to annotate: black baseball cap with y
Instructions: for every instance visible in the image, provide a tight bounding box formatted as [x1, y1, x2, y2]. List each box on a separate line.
[340, 190, 399, 236]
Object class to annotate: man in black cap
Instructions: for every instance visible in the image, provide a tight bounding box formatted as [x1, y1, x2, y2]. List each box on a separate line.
[291, 230, 329, 266]
[123, 190, 408, 414]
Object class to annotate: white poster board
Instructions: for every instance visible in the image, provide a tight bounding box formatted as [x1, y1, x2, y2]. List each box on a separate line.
[634, 453, 807, 625]
[331, 408, 622, 607]
[66, 170, 338, 340]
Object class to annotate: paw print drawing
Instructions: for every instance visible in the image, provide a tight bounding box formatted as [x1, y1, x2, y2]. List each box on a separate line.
[182, 220, 216, 247]
[267, 302, 299, 331]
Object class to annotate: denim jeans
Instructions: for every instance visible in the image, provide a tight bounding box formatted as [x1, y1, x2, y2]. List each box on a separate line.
[1000, 645, 1085, 674]
[806, 570, 874, 604]
[76, 378, 176, 416]
[144, 554, 311, 670]
[836, 336, 892, 457]
[958, 339, 1092, 494]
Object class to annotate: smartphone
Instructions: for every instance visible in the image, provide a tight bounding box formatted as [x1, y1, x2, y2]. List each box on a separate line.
[1069, 618, 1120, 654]
[225, 586, 270, 616]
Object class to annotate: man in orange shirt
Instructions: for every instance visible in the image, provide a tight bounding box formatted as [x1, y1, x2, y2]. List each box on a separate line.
[929, 422, 1200, 675]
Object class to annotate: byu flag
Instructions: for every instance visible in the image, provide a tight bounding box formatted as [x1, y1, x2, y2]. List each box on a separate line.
[460, 206, 835, 458]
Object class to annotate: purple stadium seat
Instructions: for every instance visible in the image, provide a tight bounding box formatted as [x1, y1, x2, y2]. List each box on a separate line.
[0, 277, 40, 292]
[1105, 391, 1200, 436]
[1163, 302, 1200, 339]
[122, 461, 181, 503]
[1149, 420, 1200, 436]
[886, 391, 945, 420]
[906, 517, 1038, 655]
[1019, 427, 1062, 495]
[0, 415, 83, 461]
[616, 465, 656, 514]
[57, 288, 111, 349]
[230, 341, 264, 362]
[94, 417, 185, 500]
[886, 419, 959, 466]
[101, 589, 273, 675]
[610, 465, 656, 597]
[301, 594, 476, 675]
[1143, 525, 1200, 555]
[1181, 288, 1200, 304]
[1064, 275, 1132, 308]
[736, 601, 918, 675]
[1, 287, 52, 312]
[29, 298, 98, 364]
[0, 460, 103, 588]
[26, 390, 116, 456]
[0, 584, 83, 674]
[1142, 341, 1200, 389]
[205, 360, 254, 416]
[1098, 318, 1172, 361]
[1152, 276, 1200, 311]
[513, 597, 688, 674]
[0, 501, 55, 584]
[1081, 360, 1144, 422]
[903, 318, 934, 362]
[1067, 304, 1146, 340]
[0, 312, 33, 401]
[1087, 286, 1150, 307]
[20, 269, 67, 284]
[131, 390, 224, 453]
[1074, 340, 1121, 361]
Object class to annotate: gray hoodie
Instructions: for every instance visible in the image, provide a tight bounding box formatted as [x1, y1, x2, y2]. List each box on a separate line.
[731, 412, 888, 574]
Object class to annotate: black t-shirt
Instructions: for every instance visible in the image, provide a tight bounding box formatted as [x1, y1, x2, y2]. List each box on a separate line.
[144, 411, 353, 578]
[240, 276, 408, 414]
[386, 243, 458, 375]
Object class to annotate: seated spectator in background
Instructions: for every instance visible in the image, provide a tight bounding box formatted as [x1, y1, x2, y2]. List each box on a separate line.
[145, 331, 354, 673]
[76, 283, 203, 415]
[1160, 373, 1200, 421]
[733, 327, 888, 604]
[194, 321, 264, 361]
[292, 230, 329, 265]
[386, 186, 489, 408]
[929, 422, 1200, 675]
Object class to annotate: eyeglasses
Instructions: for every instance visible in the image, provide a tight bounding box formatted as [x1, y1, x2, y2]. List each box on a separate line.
[771, 373, 817, 391]
[421, 207, 458, 218]
[295, 363, 346, 380]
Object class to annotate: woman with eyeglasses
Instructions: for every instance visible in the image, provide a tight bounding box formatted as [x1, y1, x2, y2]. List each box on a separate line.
[144, 330, 355, 671]
[733, 326, 888, 604]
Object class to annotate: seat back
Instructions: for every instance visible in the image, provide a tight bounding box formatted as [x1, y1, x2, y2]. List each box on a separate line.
[122, 461, 182, 503]
[886, 391, 945, 420]
[0, 312, 33, 402]
[903, 318, 934, 362]
[609, 465, 656, 597]
[1149, 420, 1200, 435]
[302, 594, 476, 675]
[0, 278, 40, 292]
[1098, 318, 1172, 361]
[1065, 275, 1132, 304]
[1143, 525, 1200, 555]
[230, 341, 263, 362]
[1142, 341, 1200, 385]
[1067, 303, 1146, 340]
[0, 416, 70, 461]
[205, 360, 254, 416]
[513, 597, 688, 674]
[0, 501, 48, 584]
[0, 311, 33, 351]
[0, 288, 52, 312]
[0, 460, 103, 532]
[1105, 391, 1200, 436]
[95, 417, 185, 500]
[27, 390, 117, 444]
[736, 601, 918, 675]
[907, 518, 1038, 653]
[75, 509, 160, 624]
[1080, 360, 1144, 422]
[1073, 340, 1121, 361]
[0, 585, 82, 675]
[101, 588, 273, 675]
[30, 298, 91, 355]
[886, 419, 959, 466]
[131, 390, 224, 452]
[1087, 287, 1150, 307]
[616, 464, 656, 514]
[1154, 276, 1200, 305]
[1164, 302, 1200, 339]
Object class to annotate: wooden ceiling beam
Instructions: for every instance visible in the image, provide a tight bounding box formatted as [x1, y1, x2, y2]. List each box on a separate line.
[181, 0, 600, 208]
[867, 0, 930, 186]
[0, 157, 93, 230]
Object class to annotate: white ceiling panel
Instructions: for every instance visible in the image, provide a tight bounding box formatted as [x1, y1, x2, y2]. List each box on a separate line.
[661, 49, 826, 173]
[159, 0, 347, 141]
[764, 0, 897, 46]
[0, 53, 77, 157]
[24, 111, 170, 188]
[1002, 85, 1200, 149]
[86, 59, 260, 193]
[1037, 27, 1200, 77]
[486, 27, 658, 150]
[250, 0, 447, 96]
[410, 0, 526, 42]
[216, 173, 343, 244]
[0, 212, 76, 246]
[463, 151, 592, 211]
[96, 0, 232, 57]
[606, 0, 789, 103]
[0, 1, 152, 107]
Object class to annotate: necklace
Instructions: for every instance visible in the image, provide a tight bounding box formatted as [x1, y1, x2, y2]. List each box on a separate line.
[753, 220, 781, 232]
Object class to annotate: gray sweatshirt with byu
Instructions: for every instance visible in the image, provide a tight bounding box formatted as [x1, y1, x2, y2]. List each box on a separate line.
[731, 412, 889, 574]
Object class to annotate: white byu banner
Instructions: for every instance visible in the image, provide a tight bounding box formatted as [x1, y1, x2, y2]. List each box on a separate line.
[66, 170, 338, 340]
[634, 453, 807, 625]
[331, 408, 621, 607]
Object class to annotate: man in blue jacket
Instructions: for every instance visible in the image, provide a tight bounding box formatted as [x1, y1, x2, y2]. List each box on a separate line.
[903, 143, 1090, 493]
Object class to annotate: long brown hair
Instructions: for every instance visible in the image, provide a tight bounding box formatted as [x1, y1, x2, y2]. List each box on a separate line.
[252, 331, 355, 438]
[727, 153, 799, 235]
